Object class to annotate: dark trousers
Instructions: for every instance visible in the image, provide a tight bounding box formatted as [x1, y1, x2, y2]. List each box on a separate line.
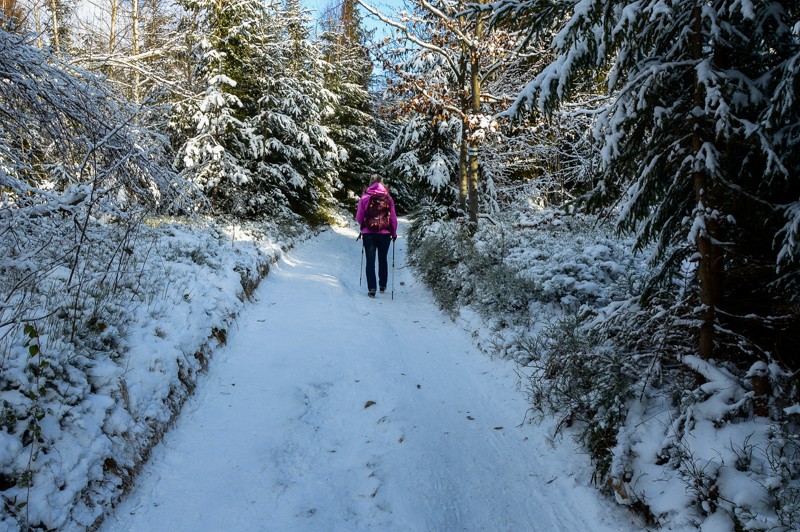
[362, 233, 391, 292]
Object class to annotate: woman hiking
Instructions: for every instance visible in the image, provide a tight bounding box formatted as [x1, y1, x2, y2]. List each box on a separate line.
[356, 174, 398, 298]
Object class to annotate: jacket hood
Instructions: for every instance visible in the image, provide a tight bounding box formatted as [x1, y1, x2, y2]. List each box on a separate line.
[366, 182, 389, 195]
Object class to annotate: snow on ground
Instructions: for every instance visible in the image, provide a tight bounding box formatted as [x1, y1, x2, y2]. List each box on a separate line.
[100, 220, 641, 531]
[0, 216, 305, 531]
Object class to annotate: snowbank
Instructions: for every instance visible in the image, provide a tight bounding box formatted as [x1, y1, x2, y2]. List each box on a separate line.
[408, 205, 800, 531]
[0, 215, 307, 531]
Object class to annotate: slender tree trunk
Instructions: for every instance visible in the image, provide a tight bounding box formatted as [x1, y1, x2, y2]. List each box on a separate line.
[258, 7, 265, 115]
[185, 16, 195, 91]
[467, 65, 479, 225]
[49, 0, 60, 51]
[456, 6, 468, 214]
[459, 120, 468, 213]
[131, 0, 140, 102]
[34, 0, 43, 48]
[692, 4, 723, 359]
[106, 0, 118, 79]
[109, 0, 117, 54]
[467, 5, 483, 226]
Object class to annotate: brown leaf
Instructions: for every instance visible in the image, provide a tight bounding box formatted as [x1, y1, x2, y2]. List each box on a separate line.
[364, 401, 376, 409]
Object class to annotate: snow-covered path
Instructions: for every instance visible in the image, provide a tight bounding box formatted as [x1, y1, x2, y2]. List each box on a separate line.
[101, 223, 636, 532]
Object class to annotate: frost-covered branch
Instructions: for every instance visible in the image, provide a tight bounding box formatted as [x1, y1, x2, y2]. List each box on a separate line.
[356, 0, 460, 74]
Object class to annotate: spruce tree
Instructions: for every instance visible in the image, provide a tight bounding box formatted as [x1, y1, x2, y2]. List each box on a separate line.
[172, 0, 262, 215]
[319, 0, 382, 202]
[245, 0, 341, 220]
[493, 0, 800, 362]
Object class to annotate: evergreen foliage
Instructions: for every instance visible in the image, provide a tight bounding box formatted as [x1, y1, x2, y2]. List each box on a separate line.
[0, 6, 383, 526]
[171, 0, 262, 215]
[319, 0, 383, 204]
[249, 0, 342, 221]
[403, 0, 800, 525]
[493, 0, 800, 364]
[168, 0, 379, 220]
[371, 0, 487, 218]
[386, 114, 461, 209]
[7, 0, 800, 527]
[408, 202, 800, 527]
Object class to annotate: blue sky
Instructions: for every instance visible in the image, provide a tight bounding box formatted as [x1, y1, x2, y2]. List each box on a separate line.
[303, 0, 405, 40]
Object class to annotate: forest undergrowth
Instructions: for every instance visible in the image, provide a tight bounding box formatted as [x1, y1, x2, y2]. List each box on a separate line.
[0, 213, 308, 531]
[0, 25, 323, 530]
[408, 204, 800, 530]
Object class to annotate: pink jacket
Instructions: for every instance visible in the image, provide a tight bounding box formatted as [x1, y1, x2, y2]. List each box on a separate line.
[356, 182, 398, 237]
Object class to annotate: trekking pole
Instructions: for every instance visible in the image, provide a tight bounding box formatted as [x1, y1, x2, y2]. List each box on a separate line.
[359, 235, 364, 287]
[391, 238, 395, 300]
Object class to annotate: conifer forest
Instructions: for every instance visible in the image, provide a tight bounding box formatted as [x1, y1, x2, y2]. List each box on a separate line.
[0, 0, 799, 529]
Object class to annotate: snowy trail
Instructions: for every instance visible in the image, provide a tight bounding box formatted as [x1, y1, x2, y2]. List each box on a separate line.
[101, 222, 637, 532]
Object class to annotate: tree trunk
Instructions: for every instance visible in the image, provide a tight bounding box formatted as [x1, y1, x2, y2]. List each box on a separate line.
[34, 0, 43, 48]
[49, 0, 60, 51]
[109, 0, 118, 54]
[459, 120, 468, 213]
[456, 6, 468, 214]
[692, 4, 723, 360]
[131, 0, 140, 102]
[185, 16, 195, 91]
[467, 5, 483, 226]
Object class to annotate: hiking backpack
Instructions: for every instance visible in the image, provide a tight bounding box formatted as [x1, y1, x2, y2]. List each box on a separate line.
[363, 193, 391, 232]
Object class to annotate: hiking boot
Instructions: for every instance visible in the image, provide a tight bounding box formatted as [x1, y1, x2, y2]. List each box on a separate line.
[380, 287, 386, 293]
[368, 290, 376, 298]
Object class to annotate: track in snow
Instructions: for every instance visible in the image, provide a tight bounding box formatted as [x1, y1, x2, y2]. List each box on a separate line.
[101, 222, 637, 531]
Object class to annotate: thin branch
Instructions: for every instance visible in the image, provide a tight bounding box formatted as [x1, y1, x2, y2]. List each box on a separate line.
[355, 0, 460, 74]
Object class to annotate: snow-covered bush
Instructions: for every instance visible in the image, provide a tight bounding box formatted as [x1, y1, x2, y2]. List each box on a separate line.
[525, 315, 635, 483]
[0, 27, 311, 530]
[406, 202, 465, 314]
[604, 352, 800, 529]
[766, 428, 800, 528]
[410, 205, 642, 355]
[0, 215, 305, 531]
[408, 206, 645, 484]
[409, 203, 800, 529]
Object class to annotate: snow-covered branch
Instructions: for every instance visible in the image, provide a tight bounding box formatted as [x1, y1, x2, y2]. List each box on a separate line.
[355, 0, 460, 74]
